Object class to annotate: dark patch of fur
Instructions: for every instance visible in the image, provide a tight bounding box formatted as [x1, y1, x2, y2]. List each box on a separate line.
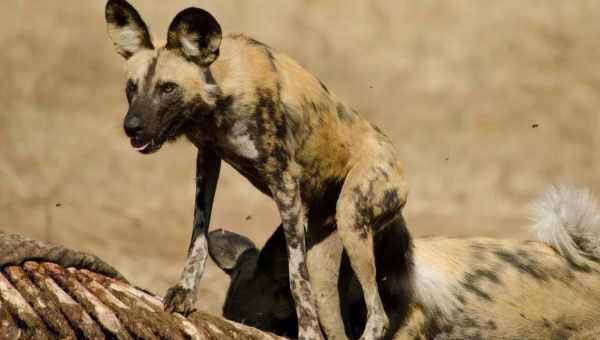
[550, 320, 576, 340]
[125, 80, 137, 103]
[219, 216, 413, 340]
[227, 160, 272, 197]
[251, 88, 290, 184]
[420, 318, 454, 340]
[303, 177, 344, 248]
[166, 8, 222, 65]
[350, 182, 403, 240]
[246, 37, 272, 50]
[190, 148, 220, 246]
[538, 318, 577, 340]
[339, 215, 413, 340]
[319, 80, 330, 94]
[143, 57, 158, 92]
[113, 8, 129, 26]
[493, 250, 549, 281]
[461, 273, 493, 301]
[222, 237, 298, 338]
[350, 187, 372, 239]
[213, 94, 235, 118]
[473, 269, 501, 284]
[371, 124, 386, 136]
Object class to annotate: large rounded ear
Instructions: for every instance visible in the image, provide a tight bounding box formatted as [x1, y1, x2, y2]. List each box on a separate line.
[257, 225, 290, 283]
[166, 8, 222, 66]
[208, 229, 257, 274]
[105, 0, 154, 59]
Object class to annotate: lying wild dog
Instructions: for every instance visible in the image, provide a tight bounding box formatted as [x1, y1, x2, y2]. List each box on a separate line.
[104, 1, 409, 339]
[209, 186, 600, 339]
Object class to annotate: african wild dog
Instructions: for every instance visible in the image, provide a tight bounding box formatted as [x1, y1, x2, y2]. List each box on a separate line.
[209, 186, 600, 339]
[105, 1, 409, 339]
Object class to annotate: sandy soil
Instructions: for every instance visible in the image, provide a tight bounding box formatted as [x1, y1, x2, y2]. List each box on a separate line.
[1, 0, 599, 315]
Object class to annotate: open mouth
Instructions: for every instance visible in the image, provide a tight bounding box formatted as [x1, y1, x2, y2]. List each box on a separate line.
[127, 119, 186, 155]
[130, 137, 161, 154]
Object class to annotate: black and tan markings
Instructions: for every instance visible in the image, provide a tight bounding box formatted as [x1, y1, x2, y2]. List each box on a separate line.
[207, 227, 600, 340]
[105, 1, 409, 339]
[400, 236, 600, 340]
[163, 148, 221, 313]
[205, 187, 600, 339]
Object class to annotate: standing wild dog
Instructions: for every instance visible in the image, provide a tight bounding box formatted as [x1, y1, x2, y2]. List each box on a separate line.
[104, 1, 409, 339]
[209, 186, 600, 339]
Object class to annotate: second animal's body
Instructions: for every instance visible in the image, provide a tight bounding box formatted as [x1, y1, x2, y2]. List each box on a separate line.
[209, 186, 600, 339]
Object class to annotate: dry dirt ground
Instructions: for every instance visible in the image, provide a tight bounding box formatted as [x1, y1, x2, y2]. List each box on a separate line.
[1, 1, 600, 315]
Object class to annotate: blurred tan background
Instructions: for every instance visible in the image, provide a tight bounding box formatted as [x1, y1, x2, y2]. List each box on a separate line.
[1, 1, 599, 314]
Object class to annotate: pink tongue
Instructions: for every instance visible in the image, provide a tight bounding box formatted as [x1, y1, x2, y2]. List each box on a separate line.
[135, 143, 150, 151]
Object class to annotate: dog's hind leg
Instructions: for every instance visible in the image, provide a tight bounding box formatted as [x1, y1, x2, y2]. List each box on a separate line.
[336, 158, 408, 340]
[307, 230, 347, 339]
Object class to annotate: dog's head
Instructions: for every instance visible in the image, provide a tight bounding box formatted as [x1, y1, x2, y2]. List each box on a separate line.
[105, 0, 221, 153]
[207, 227, 298, 338]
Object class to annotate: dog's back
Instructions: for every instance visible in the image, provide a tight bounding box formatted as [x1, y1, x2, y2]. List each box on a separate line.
[403, 236, 600, 339]
[404, 186, 600, 339]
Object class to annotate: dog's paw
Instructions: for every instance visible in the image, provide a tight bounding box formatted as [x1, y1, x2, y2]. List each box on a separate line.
[163, 284, 197, 315]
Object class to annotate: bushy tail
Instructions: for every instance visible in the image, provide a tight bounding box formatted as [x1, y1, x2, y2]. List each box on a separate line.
[530, 185, 600, 266]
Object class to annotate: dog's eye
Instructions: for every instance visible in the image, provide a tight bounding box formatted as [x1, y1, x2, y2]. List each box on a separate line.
[161, 82, 177, 95]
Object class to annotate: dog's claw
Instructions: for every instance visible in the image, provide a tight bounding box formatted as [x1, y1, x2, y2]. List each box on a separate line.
[163, 284, 197, 315]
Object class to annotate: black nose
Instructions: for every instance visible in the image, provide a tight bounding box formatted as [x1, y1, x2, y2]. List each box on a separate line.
[124, 116, 143, 137]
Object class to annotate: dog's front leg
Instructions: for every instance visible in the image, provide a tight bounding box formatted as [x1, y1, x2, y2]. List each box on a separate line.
[164, 148, 221, 314]
[271, 169, 325, 340]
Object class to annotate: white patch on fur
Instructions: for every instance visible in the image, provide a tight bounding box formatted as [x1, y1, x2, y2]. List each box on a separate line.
[180, 235, 207, 290]
[181, 34, 201, 58]
[204, 83, 219, 106]
[228, 122, 259, 159]
[196, 70, 219, 107]
[299, 327, 321, 340]
[287, 237, 322, 339]
[109, 26, 146, 56]
[280, 194, 295, 209]
[288, 244, 305, 274]
[530, 185, 600, 265]
[125, 49, 156, 90]
[412, 256, 461, 318]
[230, 134, 259, 159]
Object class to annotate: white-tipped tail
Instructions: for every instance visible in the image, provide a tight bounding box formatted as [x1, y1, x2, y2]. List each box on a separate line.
[530, 185, 600, 266]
